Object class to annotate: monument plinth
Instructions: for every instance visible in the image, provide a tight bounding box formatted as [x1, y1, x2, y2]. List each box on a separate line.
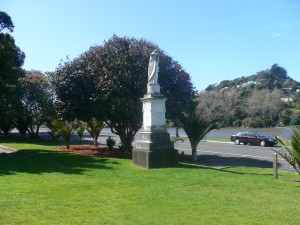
[132, 50, 178, 169]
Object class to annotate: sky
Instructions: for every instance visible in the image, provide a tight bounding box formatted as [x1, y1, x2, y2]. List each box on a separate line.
[1, 0, 300, 91]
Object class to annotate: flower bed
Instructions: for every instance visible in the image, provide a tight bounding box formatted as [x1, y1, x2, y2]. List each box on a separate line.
[58, 145, 131, 159]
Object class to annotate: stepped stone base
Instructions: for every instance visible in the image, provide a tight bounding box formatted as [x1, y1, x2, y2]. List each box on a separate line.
[133, 131, 178, 169]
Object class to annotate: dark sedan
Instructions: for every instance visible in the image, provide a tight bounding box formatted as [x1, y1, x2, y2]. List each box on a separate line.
[230, 131, 277, 147]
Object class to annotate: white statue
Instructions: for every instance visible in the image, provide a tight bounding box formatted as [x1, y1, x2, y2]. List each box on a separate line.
[148, 49, 160, 84]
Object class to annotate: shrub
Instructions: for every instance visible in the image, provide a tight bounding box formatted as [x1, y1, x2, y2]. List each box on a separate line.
[75, 120, 86, 144]
[0, 119, 14, 138]
[86, 118, 105, 147]
[51, 120, 76, 149]
[242, 118, 264, 128]
[232, 119, 242, 127]
[274, 127, 300, 174]
[47, 121, 61, 142]
[106, 136, 116, 151]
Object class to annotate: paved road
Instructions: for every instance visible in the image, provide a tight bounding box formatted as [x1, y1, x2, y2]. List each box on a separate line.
[174, 140, 295, 172]
[14, 129, 297, 173]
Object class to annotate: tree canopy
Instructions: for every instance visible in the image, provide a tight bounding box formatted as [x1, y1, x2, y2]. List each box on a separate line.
[0, 11, 25, 97]
[54, 35, 196, 151]
[16, 71, 55, 137]
[0, 11, 14, 33]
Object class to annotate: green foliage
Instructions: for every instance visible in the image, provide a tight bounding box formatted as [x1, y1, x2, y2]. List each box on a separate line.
[86, 118, 105, 146]
[0, 12, 26, 136]
[0, 11, 14, 32]
[240, 64, 298, 91]
[0, 12, 25, 97]
[0, 117, 14, 137]
[242, 117, 264, 128]
[232, 119, 242, 127]
[54, 35, 196, 152]
[275, 127, 300, 174]
[51, 120, 76, 149]
[206, 68, 300, 127]
[106, 136, 116, 150]
[270, 63, 288, 79]
[75, 120, 86, 144]
[46, 121, 61, 142]
[14, 114, 31, 137]
[53, 54, 101, 121]
[16, 71, 55, 138]
[177, 102, 219, 161]
[0, 95, 15, 137]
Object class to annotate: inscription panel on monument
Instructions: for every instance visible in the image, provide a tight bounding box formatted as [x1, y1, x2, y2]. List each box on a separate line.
[152, 112, 164, 126]
[152, 102, 165, 113]
[142, 99, 166, 131]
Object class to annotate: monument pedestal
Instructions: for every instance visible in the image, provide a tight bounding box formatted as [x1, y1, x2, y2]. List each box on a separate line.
[133, 90, 178, 169]
[133, 131, 178, 168]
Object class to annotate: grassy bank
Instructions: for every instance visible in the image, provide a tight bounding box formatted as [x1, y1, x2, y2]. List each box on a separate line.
[0, 140, 299, 225]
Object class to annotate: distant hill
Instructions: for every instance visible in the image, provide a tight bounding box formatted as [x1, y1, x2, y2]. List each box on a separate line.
[205, 64, 300, 93]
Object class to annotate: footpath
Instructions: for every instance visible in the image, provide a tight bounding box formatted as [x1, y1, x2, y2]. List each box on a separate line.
[0, 145, 17, 154]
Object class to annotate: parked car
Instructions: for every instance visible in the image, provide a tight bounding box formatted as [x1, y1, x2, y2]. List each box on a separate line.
[230, 131, 277, 147]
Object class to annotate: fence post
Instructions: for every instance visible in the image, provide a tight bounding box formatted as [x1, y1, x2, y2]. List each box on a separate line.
[273, 153, 278, 179]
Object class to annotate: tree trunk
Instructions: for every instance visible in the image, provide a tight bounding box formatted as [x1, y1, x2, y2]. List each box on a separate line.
[119, 133, 134, 153]
[192, 146, 198, 162]
[28, 126, 35, 138]
[66, 140, 70, 149]
[94, 136, 98, 147]
[35, 125, 41, 138]
[176, 127, 179, 137]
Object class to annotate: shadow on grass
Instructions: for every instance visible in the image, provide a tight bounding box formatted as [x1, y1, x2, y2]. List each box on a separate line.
[0, 149, 117, 176]
[198, 154, 275, 168]
[179, 154, 281, 176]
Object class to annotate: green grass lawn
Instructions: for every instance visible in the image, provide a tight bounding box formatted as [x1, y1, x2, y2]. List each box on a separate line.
[0, 140, 299, 225]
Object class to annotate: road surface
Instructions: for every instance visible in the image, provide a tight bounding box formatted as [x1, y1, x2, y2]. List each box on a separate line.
[173, 140, 295, 172]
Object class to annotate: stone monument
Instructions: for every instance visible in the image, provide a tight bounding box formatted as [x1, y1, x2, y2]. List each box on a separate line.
[133, 50, 178, 168]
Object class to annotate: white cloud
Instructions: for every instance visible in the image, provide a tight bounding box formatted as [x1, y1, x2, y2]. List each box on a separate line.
[271, 32, 282, 37]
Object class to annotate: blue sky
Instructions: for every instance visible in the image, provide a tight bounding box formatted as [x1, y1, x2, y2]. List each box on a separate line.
[2, 0, 300, 91]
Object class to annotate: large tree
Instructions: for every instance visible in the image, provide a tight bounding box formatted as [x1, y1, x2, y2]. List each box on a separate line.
[0, 11, 25, 96]
[54, 35, 196, 152]
[0, 11, 25, 135]
[270, 63, 288, 79]
[15, 71, 55, 137]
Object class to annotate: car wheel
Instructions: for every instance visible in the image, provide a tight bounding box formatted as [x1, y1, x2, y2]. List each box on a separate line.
[235, 139, 240, 145]
[243, 142, 247, 145]
[260, 140, 266, 147]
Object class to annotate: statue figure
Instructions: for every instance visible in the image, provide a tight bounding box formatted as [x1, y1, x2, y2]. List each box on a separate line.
[148, 49, 160, 85]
